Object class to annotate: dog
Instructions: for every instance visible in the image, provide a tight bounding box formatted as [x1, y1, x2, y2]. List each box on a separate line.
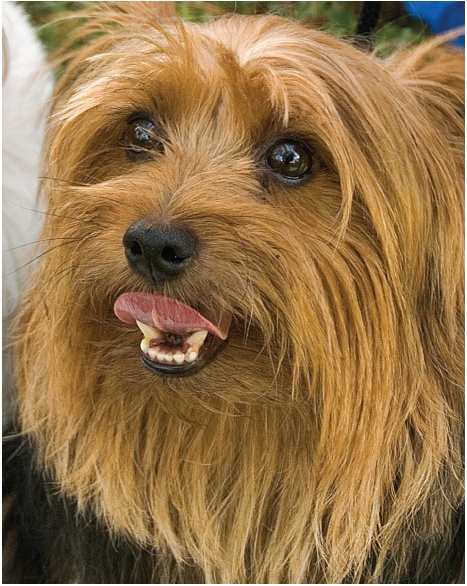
[6, 2, 464, 583]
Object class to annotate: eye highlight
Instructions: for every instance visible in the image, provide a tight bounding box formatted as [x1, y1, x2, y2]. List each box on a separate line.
[125, 115, 163, 161]
[265, 139, 315, 181]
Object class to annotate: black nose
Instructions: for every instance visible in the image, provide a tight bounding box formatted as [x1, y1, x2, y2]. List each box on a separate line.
[123, 220, 197, 283]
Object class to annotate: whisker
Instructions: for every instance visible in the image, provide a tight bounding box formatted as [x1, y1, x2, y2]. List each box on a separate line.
[4, 233, 97, 277]
[35, 208, 105, 230]
[43, 264, 77, 300]
[39, 176, 93, 187]
[3, 236, 82, 254]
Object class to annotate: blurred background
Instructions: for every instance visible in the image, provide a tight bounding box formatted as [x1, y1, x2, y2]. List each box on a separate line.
[19, 1, 465, 59]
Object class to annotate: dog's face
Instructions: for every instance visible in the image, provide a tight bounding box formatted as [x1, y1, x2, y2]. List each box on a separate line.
[41, 12, 431, 398]
[16, 7, 464, 583]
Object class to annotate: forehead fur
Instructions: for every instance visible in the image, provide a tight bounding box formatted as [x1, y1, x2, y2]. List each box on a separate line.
[57, 13, 371, 139]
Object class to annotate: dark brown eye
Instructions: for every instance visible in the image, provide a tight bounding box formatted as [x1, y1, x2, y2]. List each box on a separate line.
[266, 140, 314, 180]
[125, 116, 163, 161]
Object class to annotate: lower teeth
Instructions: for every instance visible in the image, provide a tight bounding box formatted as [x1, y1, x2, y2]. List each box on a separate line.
[141, 341, 200, 364]
[138, 326, 208, 365]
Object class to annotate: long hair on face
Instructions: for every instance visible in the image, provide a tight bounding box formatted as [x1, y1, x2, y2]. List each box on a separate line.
[14, 4, 464, 583]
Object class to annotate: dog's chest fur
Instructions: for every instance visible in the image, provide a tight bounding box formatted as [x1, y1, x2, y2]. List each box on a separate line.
[5, 436, 464, 584]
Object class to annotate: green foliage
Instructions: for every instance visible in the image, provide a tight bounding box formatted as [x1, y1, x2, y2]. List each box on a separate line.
[21, 1, 428, 56]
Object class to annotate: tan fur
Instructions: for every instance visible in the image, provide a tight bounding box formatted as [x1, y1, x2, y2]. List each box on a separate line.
[14, 5, 464, 583]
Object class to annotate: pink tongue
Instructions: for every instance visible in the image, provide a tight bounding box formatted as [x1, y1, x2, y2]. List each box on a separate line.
[114, 292, 230, 340]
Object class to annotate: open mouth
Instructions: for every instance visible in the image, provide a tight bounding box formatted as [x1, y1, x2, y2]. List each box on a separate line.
[114, 292, 231, 377]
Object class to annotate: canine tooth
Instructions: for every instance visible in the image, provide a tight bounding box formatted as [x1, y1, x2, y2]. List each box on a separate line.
[173, 353, 185, 364]
[140, 338, 150, 353]
[185, 329, 208, 346]
[136, 320, 161, 341]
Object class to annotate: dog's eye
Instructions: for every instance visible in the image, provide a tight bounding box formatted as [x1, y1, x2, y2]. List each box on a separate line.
[125, 116, 163, 161]
[266, 140, 314, 180]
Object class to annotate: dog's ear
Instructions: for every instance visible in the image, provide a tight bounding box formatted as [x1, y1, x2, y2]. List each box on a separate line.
[388, 36, 464, 132]
[384, 37, 464, 378]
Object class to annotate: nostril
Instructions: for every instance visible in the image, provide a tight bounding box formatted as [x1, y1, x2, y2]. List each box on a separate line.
[161, 246, 187, 264]
[127, 240, 143, 258]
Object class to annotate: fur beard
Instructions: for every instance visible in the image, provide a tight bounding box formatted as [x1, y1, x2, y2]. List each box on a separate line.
[11, 5, 464, 583]
[6, 434, 464, 583]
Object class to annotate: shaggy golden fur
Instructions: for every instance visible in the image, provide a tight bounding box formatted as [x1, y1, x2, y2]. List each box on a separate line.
[12, 3, 464, 583]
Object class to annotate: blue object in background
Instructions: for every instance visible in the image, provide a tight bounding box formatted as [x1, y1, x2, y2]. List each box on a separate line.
[404, 1, 465, 48]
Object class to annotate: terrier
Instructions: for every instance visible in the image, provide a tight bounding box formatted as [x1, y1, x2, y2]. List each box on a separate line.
[7, 3, 464, 583]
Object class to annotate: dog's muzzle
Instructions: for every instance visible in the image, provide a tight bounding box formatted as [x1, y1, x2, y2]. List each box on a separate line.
[114, 292, 231, 377]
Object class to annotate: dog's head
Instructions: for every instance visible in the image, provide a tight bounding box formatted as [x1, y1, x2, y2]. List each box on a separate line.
[15, 5, 464, 582]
